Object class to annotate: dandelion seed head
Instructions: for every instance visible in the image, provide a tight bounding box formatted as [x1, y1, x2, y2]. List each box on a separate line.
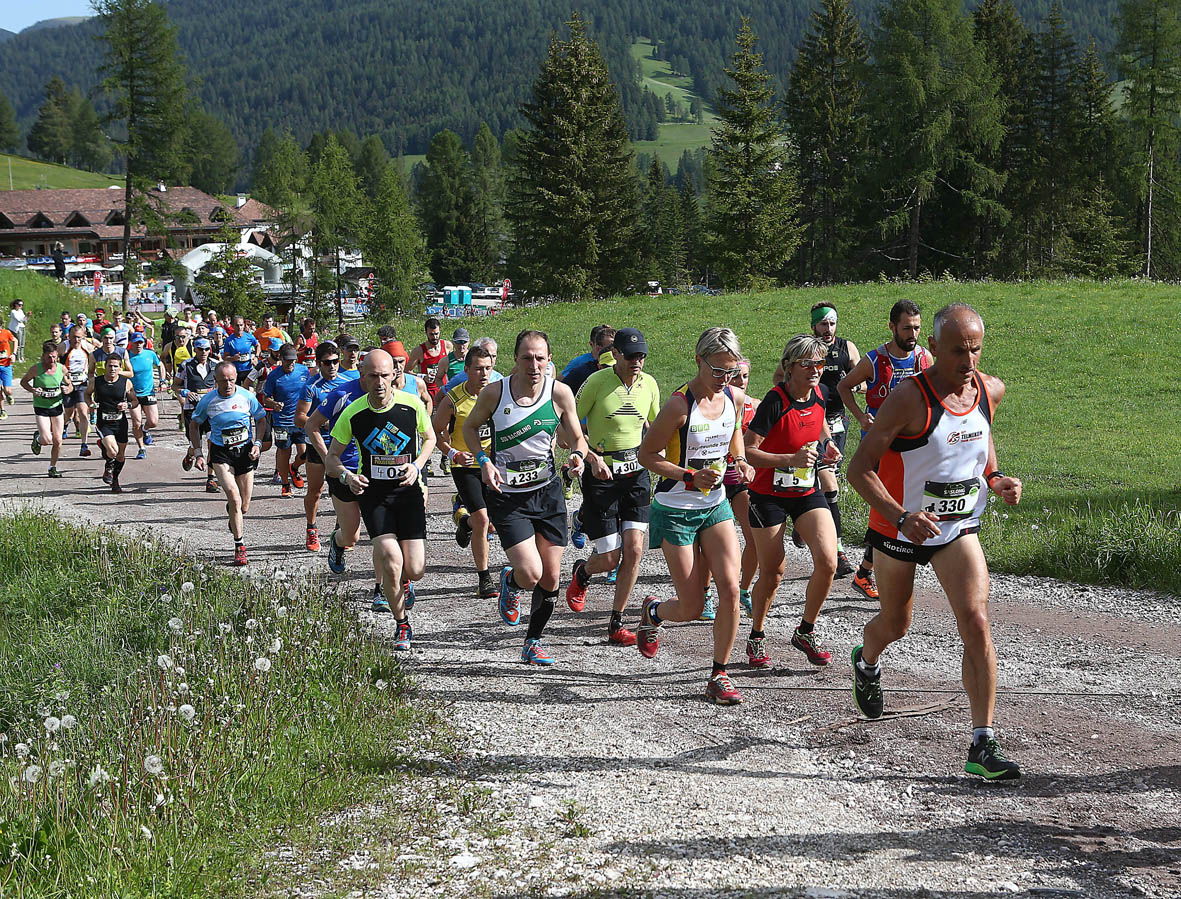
[178, 704, 196, 722]
[143, 755, 165, 777]
[49, 760, 69, 777]
[269, 638, 282, 654]
[14, 743, 29, 760]
[23, 765, 42, 784]
[177, 683, 190, 696]
[175, 667, 185, 677]
[43, 716, 60, 734]
[61, 714, 77, 730]
[181, 581, 196, 594]
[245, 618, 258, 631]
[141, 826, 153, 841]
[155, 792, 166, 807]
[219, 622, 232, 634]
[254, 657, 272, 673]
[375, 680, 387, 691]
[160, 593, 172, 604]
[54, 690, 71, 703]
[168, 617, 184, 634]
[276, 606, 288, 619]
[157, 654, 174, 671]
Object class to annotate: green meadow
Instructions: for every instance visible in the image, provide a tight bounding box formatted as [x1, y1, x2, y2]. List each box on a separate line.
[1, 154, 121, 191]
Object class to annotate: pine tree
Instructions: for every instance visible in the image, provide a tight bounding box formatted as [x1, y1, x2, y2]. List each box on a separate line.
[786, 0, 868, 283]
[678, 180, 703, 281]
[95, 0, 189, 310]
[26, 77, 73, 164]
[193, 222, 267, 321]
[866, 0, 1005, 278]
[308, 134, 363, 329]
[253, 129, 306, 208]
[0, 91, 19, 152]
[1059, 179, 1136, 278]
[704, 18, 799, 290]
[67, 89, 112, 172]
[360, 166, 428, 315]
[416, 129, 479, 284]
[507, 14, 641, 301]
[1114, 0, 1181, 277]
[469, 122, 507, 280]
[1075, 38, 1119, 184]
[185, 107, 239, 195]
[355, 135, 389, 199]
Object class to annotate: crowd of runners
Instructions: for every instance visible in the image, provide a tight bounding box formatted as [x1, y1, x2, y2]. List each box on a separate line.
[5, 299, 1024, 781]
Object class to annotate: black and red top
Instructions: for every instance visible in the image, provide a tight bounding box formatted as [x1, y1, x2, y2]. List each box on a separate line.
[748, 384, 826, 497]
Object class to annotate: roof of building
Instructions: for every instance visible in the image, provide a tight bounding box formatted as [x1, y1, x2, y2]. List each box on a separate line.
[236, 198, 278, 223]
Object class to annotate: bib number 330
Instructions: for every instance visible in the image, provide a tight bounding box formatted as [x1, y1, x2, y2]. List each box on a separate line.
[922, 478, 979, 521]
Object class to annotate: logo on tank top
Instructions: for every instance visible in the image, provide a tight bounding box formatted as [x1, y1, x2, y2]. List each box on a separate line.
[946, 429, 984, 445]
[362, 424, 411, 456]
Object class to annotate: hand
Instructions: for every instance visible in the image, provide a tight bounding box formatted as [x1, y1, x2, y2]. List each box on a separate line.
[736, 460, 755, 483]
[399, 463, 420, 487]
[822, 442, 842, 464]
[118, 402, 128, 412]
[900, 510, 941, 544]
[588, 453, 611, 480]
[692, 467, 722, 490]
[481, 459, 502, 493]
[194, 455, 207, 472]
[348, 472, 369, 495]
[861, 412, 875, 431]
[453, 451, 475, 467]
[790, 446, 819, 468]
[567, 452, 585, 478]
[992, 476, 1022, 505]
[249, 444, 260, 461]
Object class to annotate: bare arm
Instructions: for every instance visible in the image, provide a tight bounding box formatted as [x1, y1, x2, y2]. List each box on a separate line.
[304, 407, 330, 460]
[432, 394, 471, 465]
[464, 384, 502, 491]
[838, 355, 874, 430]
[552, 382, 587, 477]
[294, 397, 313, 430]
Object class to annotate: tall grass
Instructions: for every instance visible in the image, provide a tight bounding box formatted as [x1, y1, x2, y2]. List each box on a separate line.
[0, 511, 440, 897]
[0, 269, 91, 346]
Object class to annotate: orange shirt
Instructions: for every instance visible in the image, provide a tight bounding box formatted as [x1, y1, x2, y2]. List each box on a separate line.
[254, 326, 283, 347]
[0, 329, 14, 366]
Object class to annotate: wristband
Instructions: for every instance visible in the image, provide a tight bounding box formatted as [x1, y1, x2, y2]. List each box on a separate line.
[447, 447, 460, 462]
[682, 469, 695, 485]
[568, 450, 584, 461]
[896, 511, 908, 530]
[339, 471, 350, 485]
[986, 470, 1005, 486]
[409, 462, 420, 479]
[476, 451, 490, 466]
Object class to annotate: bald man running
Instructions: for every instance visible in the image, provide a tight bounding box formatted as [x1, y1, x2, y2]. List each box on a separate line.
[848, 303, 1023, 781]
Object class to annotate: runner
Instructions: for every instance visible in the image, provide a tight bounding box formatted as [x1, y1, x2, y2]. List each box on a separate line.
[442, 337, 502, 393]
[743, 335, 843, 669]
[720, 358, 760, 614]
[326, 349, 435, 650]
[8, 299, 28, 363]
[407, 318, 450, 476]
[0, 322, 16, 419]
[432, 342, 498, 599]
[20, 340, 71, 477]
[127, 332, 166, 458]
[847, 303, 1022, 780]
[223, 315, 259, 385]
[86, 353, 138, 493]
[462, 329, 589, 665]
[634, 327, 754, 705]
[261, 343, 310, 498]
[253, 312, 283, 348]
[294, 341, 360, 552]
[558, 324, 615, 394]
[838, 299, 930, 599]
[565, 327, 660, 646]
[173, 337, 219, 492]
[191, 360, 268, 566]
[296, 317, 319, 366]
[61, 326, 93, 453]
[432, 327, 469, 388]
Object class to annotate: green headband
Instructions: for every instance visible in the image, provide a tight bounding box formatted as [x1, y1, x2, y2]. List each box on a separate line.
[811, 306, 838, 327]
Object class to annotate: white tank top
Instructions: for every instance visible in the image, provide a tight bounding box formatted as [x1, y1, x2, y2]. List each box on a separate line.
[490, 376, 560, 494]
[654, 384, 736, 510]
[870, 371, 992, 546]
[66, 347, 89, 385]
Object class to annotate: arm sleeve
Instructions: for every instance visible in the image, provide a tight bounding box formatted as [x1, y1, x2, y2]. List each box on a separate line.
[747, 389, 783, 437]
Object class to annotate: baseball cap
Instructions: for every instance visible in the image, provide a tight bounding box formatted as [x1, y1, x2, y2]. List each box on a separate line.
[129, 332, 147, 344]
[98, 325, 116, 337]
[613, 327, 648, 356]
[452, 327, 470, 342]
[383, 340, 408, 360]
[268, 337, 283, 351]
[338, 333, 360, 349]
[279, 343, 299, 361]
[193, 337, 212, 349]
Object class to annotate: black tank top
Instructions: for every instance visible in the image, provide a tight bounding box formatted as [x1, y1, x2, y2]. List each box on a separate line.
[95, 376, 129, 419]
[819, 337, 852, 417]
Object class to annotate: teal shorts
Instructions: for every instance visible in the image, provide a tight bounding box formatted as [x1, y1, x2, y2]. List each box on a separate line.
[649, 498, 734, 548]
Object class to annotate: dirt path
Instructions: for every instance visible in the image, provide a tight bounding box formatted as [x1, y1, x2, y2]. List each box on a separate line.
[4, 397, 1178, 898]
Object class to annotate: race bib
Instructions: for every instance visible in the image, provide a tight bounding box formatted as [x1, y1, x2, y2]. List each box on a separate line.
[608, 448, 641, 477]
[370, 453, 411, 481]
[40, 387, 62, 399]
[271, 426, 289, 444]
[0, 350, 9, 361]
[70, 375, 86, 386]
[477, 423, 491, 441]
[222, 426, 249, 448]
[506, 458, 547, 487]
[828, 415, 845, 435]
[922, 478, 980, 521]
[101, 411, 122, 421]
[773, 465, 816, 491]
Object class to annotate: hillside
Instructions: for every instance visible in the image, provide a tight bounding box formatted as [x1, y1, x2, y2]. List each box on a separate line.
[0, 0, 1119, 158]
[21, 16, 92, 34]
[0, 153, 122, 190]
[0, 29, 14, 43]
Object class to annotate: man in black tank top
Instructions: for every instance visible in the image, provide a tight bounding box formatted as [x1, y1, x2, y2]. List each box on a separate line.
[87, 354, 139, 493]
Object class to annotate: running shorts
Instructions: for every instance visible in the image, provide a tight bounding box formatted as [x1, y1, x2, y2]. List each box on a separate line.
[580, 469, 651, 541]
[0, 367, 10, 388]
[359, 485, 427, 540]
[209, 443, 257, 476]
[327, 473, 359, 504]
[97, 418, 129, 443]
[451, 466, 486, 513]
[182, 409, 211, 435]
[63, 385, 86, 409]
[136, 392, 157, 405]
[724, 481, 749, 501]
[485, 476, 567, 549]
[748, 490, 829, 529]
[866, 525, 980, 566]
[34, 404, 63, 418]
[648, 498, 733, 549]
[305, 443, 325, 466]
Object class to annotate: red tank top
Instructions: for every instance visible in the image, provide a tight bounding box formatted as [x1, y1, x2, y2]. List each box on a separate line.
[418, 341, 447, 394]
[750, 385, 825, 497]
[298, 334, 318, 364]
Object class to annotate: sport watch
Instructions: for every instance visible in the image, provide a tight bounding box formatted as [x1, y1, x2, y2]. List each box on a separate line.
[682, 469, 695, 485]
[339, 471, 350, 485]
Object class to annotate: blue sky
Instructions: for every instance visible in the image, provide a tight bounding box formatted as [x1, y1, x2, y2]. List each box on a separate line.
[1, 1, 94, 34]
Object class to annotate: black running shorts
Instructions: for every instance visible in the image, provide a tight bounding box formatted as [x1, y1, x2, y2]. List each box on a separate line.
[97, 418, 129, 443]
[748, 490, 829, 529]
[209, 442, 257, 477]
[327, 473, 359, 504]
[865, 525, 980, 566]
[580, 468, 651, 539]
[359, 485, 427, 540]
[485, 476, 567, 549]
[451, 466, 486, 513]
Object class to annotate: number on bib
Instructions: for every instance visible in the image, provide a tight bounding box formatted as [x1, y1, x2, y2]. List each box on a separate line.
[102, 411, 122, 421]
[222, 426, 249, 448]
[609, 448, 640, 477]
[773, 466, 816, 491]
[506, 459, 546, 487]
[828, 416, 845, 435]
[271, 427, 289, 444]
[370, 453, 410, 481]
[921, 478, 980, 521]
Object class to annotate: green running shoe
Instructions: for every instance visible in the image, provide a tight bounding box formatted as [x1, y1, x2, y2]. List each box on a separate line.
[965, 738, 1021, 781]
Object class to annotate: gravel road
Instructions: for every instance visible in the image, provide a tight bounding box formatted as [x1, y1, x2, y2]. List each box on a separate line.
[4, 396, 1178, 899]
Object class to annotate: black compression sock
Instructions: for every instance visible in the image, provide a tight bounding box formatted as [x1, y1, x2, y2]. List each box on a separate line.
[507, 570, 521, 592]
[825, 490, 841, 536]
[576, 560, 591, 587]
[609, 609, 623, 632]
[711, 662, 727, 676]
[749, 629, 765, 639]
[856, 565, 871, 580]
[526, 586, 558, 641]
[111, 459, 125, 478]
[478, 568, 490, 578]
[797, 619, 815, 635]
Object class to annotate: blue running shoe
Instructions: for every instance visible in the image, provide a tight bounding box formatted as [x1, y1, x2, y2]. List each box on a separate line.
[498, 566, 521, 626]
[739, 588, 752, 615]
[372, 591, 391, 614]
[606, 561, 620, 585]
[136, 448, 147, 460]
[143, 430, 153, 446]
[393, 618, 412, 651]
[521, 638, 555, 665]
[700, 586, 717, 621]
[403, 580, 416, 609]
[570, 509, 586, 549]
[327, 527, 346, 573]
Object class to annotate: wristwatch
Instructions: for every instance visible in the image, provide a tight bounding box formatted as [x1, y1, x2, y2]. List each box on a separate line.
[339, 471, 350, 485]
[682, 469, 695, 485]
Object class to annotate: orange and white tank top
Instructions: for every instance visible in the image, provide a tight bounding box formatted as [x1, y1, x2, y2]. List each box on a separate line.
[869, 371, 992, 547]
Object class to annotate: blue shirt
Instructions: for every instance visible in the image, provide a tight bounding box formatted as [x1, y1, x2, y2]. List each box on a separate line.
[302, 369, 361, 434]
[442, 369, 503, 394]
[223, 333, 259, 373]
[316, 379, 366, 470]
[191, 385, 266, 447]
[263, 363, 310, 428]
[560, 353, 603, 395]
[127, 349, 162, 396]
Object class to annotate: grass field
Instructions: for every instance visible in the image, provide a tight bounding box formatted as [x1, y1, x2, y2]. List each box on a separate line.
[629, 38, 715, 168]
[0, 512, 459, 897]
[387, 280, 1181, 595]
[1, 154, 122, 191]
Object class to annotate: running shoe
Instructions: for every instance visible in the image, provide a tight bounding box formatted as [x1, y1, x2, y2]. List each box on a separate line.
[746, 636, 771, 668]
[521, 638, 555, 666]
[403, 581, 416, 609]
[636, 596, 661, 659]
[47, 467, 62, 478]
[0, 409, 7, 420]
[606, 562, 619, 585]
[455, 512, 472, 548]
[182, 449, 194, 471]
[422, 461, 436, 478]
[791, 628, 832, 666]
[143, 430, 153, 446]
[570, 509, 586, 549]
[79, 445, 91, 457]
[206, 480, 219, 494]
[965, 737, 1021, 781]
[699, 587, 717, 621]
[739, 587, 752, 615]
[607, 624, 637, 647]
[308, 526, 322, 554]
[233, 544, 248, 566]
[440, 456, 451, 475]
[853, 570, 879, 600]
[852, 645, 883, 719]
[566, 559, 589, 612]
[371, 581, 387, 611]
[451, 492, 463, 515]
[835, 551, 855, 578]
[281, 484, 294, 498]
[111, 479, 123, 494]
[291, 472, 305, 489]
[478, 570, 498, 599]
[328, 532, 348, 574]
[561, 463, 575, 500]
[31, 433, 41, 455]
[791, 529, 804, 549]
[60, 424, 68, 438]
[135, 448, 146, 460]
[102, 461, 113, 485]
[393, 619, 412, 651]
[498, 566, 521, 626]
[705, 672, 742, 705]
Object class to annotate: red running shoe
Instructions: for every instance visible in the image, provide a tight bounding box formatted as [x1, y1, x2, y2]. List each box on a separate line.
[233, 544, 247, 566]
[853, 570, 879, 600]
[746, 636, 771, 668]
[608, 625, 637, 647]
[636, 597, 661, 659]
[306, 527, 320, 552]
[565, 559, 588, 612]
[791, 628, 832, 666]
[705, 671, 742, 705]
[291, 472, 305, 489]
[281, 484, 294, 498]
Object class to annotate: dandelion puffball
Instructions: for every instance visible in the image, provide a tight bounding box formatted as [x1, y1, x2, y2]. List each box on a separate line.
[87, 765, 111, 788]
[143, 755, 165, 777]
[14, 742, 29, 759]
[168, 617, 184, 634]
[178, 704, 196, 722]
[43, 716, 61, 734]
[49, 760, 69, 777]
[181, 582, 196, 594]
[269, 638, 282, 654]
[254, 657, 272, 673]
[61, 714, 77, 730]
[23, 765, 42, 783]
[141, 826, 153, 841]
[157, 654, 174, 671]
[276, 606, 288, 619]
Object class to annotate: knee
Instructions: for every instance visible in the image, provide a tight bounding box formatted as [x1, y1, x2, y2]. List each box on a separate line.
[403, 559, 425, 582]
[813, 550, 837, 579]
[881, 609, 912, 641]
[958, 608, 991, 647]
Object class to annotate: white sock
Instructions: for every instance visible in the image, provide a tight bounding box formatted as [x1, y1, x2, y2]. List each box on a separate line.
[972, 726, 995, 745]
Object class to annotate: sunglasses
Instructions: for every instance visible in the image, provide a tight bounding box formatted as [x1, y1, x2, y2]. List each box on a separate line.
[624, 352, 646, 362]
[795, 359, 825, 370]
[705, 362, 742, 379]
[320, 358, 340, 365]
